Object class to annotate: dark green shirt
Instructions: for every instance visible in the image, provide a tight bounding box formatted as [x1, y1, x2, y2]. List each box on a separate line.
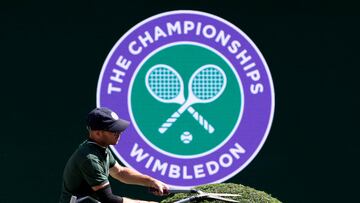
[59, 139, 117, 203]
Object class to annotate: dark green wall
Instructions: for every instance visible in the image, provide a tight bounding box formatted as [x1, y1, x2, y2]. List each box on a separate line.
[1, 1, 359, 202]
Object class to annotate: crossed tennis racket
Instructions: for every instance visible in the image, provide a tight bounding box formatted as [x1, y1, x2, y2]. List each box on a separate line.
[145, 64, 227, 134]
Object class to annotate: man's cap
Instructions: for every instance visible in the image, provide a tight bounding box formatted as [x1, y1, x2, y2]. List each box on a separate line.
[86, 107, 130, 133]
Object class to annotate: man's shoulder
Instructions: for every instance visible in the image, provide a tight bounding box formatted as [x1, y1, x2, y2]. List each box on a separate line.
[72, 140, 113, 166]
[73, 141, 100, 162]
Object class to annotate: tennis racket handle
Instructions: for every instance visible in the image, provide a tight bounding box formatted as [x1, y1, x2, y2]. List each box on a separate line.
[187, 107, 215, 134]
[158, 111, 181, 134]
[158, 107, 215, 134]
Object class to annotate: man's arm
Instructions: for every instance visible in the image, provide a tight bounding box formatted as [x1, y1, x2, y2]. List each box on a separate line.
[92, 183, 154, 203]
[89, 183, 122, 203]
[110, 162, 169, 195]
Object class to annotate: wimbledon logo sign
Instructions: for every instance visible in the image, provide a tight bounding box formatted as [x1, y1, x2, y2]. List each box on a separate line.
[97, 10, 275, 187]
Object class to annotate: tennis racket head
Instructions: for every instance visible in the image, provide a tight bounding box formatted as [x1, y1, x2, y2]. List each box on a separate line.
[188, 64, 227, 103]
[145, 64, 185, 104]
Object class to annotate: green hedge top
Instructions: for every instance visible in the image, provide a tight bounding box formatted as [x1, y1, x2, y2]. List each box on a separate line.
[161, 183, 281, 203]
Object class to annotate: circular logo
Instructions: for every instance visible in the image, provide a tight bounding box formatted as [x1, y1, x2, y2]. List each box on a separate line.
[97, 10, 274, 187]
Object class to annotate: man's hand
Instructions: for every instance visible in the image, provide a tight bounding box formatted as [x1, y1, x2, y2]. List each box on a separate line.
[148, 179, 169, 196]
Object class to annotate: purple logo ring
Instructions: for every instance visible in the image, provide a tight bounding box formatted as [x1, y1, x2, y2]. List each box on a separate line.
[97, 10, 275, 187]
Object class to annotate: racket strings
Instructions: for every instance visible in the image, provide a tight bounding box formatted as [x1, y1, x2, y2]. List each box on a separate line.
[148, 67, 181, 100]
[192, 67, 225, 100]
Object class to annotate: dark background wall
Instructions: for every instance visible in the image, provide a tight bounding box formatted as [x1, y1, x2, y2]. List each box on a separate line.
[1, 0, 359, 202]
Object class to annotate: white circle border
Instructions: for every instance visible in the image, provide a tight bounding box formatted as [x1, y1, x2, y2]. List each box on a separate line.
[96, 10, 275, 187]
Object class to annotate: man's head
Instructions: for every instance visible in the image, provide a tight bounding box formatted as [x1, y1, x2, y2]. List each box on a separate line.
[86, 107, 130, 146]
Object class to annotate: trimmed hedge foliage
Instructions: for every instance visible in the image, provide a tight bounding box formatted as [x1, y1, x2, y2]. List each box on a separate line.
[161, 183, 281, 203]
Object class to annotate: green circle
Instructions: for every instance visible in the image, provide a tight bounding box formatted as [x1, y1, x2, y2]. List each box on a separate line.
[130, 44, 242, 156]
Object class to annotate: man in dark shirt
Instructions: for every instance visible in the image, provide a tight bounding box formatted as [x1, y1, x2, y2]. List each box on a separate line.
[60, 107, 168, 203]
